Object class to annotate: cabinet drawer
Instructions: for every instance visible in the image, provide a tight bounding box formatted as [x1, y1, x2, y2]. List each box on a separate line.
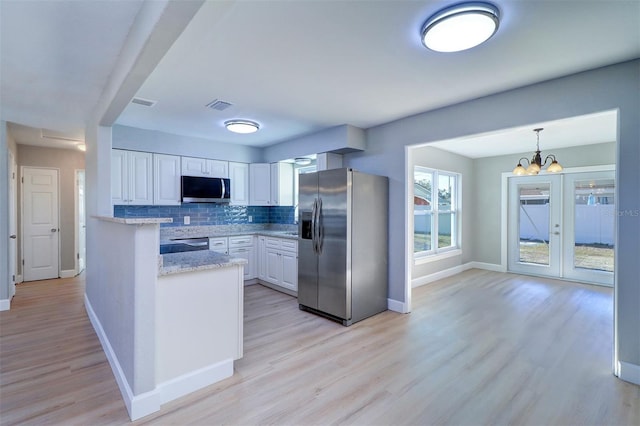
[265, 237, 281, 249]
[209, 237, 228, 253]
[229, 235, 253, 247]
[280, 239, 297, 252]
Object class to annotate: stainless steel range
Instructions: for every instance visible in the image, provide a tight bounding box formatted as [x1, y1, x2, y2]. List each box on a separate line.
[160, 237, 209, 254]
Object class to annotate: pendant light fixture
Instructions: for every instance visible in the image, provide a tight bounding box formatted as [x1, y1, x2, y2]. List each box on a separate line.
[421, 2, 500, 52]
[513, 128, 563, 175]
[225, 119, 260, 134]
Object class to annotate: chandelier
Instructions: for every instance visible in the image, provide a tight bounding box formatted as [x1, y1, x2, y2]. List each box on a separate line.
[512, 128, 563, 175]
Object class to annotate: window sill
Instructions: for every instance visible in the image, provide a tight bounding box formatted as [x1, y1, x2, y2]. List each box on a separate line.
[414, 248, 462, 265]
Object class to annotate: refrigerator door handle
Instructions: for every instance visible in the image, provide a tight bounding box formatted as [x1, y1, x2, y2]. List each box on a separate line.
[311, 198, 318, 254]
[317, 197, 323, 254]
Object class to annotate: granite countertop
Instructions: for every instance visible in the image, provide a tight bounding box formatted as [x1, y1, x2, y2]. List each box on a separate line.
[159, 250, 247, 276]
[160, 229, 298, 245]
[95, 215, 173, 225]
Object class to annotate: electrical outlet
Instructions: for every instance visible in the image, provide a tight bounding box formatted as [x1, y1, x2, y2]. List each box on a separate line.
[184, 215, 190, 225]
[248, 216, 253, 223]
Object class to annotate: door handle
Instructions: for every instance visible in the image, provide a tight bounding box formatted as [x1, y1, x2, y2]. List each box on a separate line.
[9, 235, 16, 239]
[51, 228, 57, 232]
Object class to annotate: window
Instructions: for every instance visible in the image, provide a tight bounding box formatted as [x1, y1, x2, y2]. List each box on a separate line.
[414, 167, 460, 258]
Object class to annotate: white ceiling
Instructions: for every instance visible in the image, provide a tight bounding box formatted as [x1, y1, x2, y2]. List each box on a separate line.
[0, 0, 144, 142]
[2, 0, 639, 154]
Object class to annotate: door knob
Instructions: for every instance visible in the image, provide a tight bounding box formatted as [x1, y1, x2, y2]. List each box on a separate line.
[51, 228, 57, 232]
[9, 235, 16, 239]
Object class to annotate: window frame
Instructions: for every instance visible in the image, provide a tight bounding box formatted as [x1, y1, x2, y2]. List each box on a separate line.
[413, 166, 461, 262]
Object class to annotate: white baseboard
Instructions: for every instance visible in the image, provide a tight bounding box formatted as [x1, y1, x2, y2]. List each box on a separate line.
[618, 361, 640, 386]
[60, 269, 76, 279]
[84, 294, 161, 421]
[468, 261, 507, 273]
[16, 275, 23, 284]
[158, 359, 233, 405]
[412, 262, 505, 288]
[387, 298, 408, 313]
[244, 278, 260, 286]
[0, 299, 10, 311]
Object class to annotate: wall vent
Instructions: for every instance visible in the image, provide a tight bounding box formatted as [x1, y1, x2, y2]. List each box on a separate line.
[206, 99, 233, 111]
[131, 97, 157, 107]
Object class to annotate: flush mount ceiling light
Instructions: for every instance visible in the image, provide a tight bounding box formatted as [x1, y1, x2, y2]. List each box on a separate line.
[224, 119, 260, 134]
[294, 157, 312, 166]
[513, 128, 563, 175]
[421, 2, 500, 52]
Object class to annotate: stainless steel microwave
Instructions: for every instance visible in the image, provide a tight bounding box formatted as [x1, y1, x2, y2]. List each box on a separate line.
[181, 176, 231, 203]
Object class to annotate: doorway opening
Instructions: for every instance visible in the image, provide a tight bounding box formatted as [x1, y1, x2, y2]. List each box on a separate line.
[75, 169, 86, 274]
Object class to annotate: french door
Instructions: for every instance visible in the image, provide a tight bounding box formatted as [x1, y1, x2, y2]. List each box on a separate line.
[508, 171, 615, 286]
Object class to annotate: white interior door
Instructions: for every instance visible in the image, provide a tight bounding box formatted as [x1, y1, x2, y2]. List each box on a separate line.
[508, 175, 562, 278]
[9, 151, 17, 296]
[22, 167, 59, 281]
[562, 171, 615, 286]
[76, 170, 86, 273]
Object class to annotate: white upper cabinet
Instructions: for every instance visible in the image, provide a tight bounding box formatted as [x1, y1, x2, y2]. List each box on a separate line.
[181, 156, 229, 178]
[112, 149, 153, 205]
[249, 163, 271, 206]
[229, 162, 249, 206]
[153, 153, 181, 205]
[270, 162, 294, 206]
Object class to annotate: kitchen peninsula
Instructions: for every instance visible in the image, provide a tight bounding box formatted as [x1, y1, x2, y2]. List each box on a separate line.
[85, 216, 245, 420]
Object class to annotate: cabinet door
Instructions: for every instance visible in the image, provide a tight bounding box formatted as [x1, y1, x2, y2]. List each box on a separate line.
[111, 149, 128, 204]
[258, 237, 267, 280]
[181, 157, 208, 177]
[281, 250, 298, 291]
[208, 160, 229, 178]
[271, 162, 294, 206]
[128, 151, 153, 205]
[153, 154, 181, 205]
[265, 248, 281, 284]
[249, 163, 271, 206]
[229, 162, 249, 206]
[229, 247, 253, 280]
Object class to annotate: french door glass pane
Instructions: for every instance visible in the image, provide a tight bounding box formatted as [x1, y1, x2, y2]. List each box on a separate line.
[573, 178, 615, 272]
[519, 184, 550, 265]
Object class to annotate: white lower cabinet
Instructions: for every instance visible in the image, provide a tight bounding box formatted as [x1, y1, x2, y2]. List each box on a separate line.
[260, 237, 298, 293]
[229, 235, 256, 280]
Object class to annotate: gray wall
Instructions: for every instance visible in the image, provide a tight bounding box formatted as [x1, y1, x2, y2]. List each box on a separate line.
[472, 142, 616, 265]
[113, 125, 262, 163]
[17, 145, 85, 273]
[411, 146, 475, 278]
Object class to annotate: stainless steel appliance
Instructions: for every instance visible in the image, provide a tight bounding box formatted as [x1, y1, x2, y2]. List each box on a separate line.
[160, 237, 209, 254]
[298, 168, 388, 326]
[181, 176, 231, 203]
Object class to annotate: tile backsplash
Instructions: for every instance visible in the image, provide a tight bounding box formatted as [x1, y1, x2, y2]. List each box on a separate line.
[114, 204, 296, 227]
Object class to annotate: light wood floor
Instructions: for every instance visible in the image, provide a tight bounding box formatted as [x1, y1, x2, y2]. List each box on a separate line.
[1, 270, 639, 425]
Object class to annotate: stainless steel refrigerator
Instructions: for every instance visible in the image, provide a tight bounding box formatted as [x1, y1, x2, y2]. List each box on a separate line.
[298, 168, 388, 326]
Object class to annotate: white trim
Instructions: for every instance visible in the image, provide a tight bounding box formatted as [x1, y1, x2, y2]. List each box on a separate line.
[16, 274, 23, 284]
[469, 261, 506, 272]
[0, 299, 10, 311]
[404, 145, 413, 314]
[387, 298, 408, 313]
[412, 261, 504, 288]
[414, 248, 462, 265]
[157, 359, 234, 405]
[84, 293, 161, 421]
[617, 361, 640, 386]
[412, 263, 471, 288]
[60, 269, 76, 279]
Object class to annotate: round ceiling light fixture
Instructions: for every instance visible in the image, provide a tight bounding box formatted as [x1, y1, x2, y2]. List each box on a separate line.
[224, 119, 260, 134]
[421, 2, 500, 53]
